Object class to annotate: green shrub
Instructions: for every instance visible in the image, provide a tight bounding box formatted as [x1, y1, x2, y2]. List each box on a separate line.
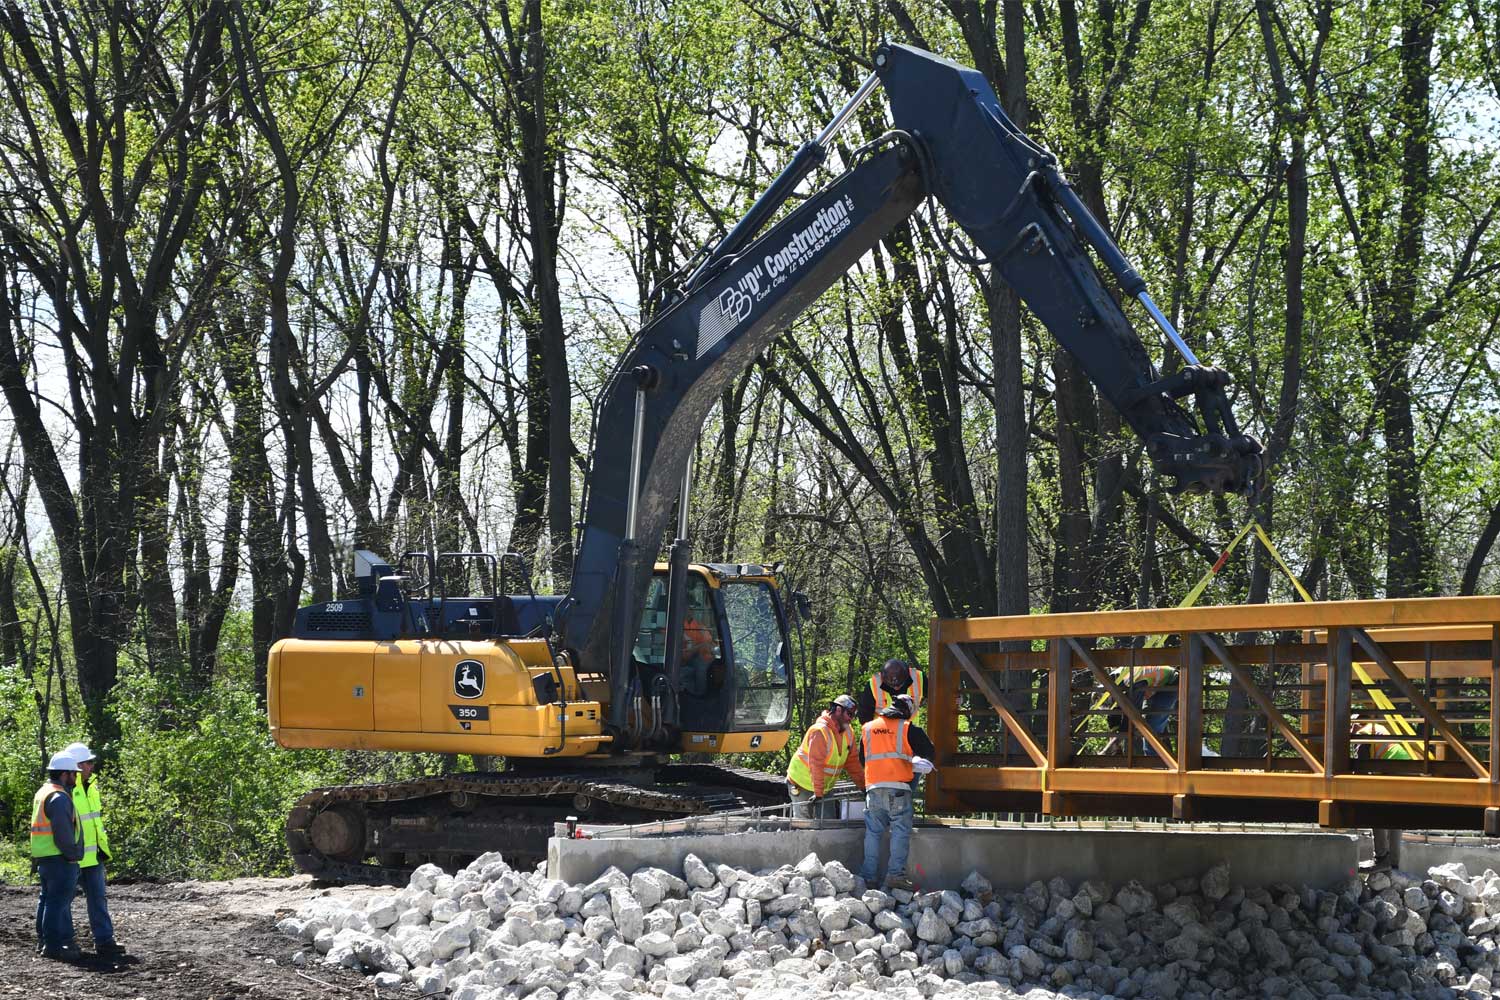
[101, 661, 453, 879]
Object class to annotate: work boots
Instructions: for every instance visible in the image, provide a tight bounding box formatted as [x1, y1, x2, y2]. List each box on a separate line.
[97, 939, 127, 959]
[41, 943, 81, 962]
[883, 874, 915, 892]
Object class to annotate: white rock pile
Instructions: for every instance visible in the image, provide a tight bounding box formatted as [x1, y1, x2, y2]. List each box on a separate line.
[277, 854, 1500, 1000]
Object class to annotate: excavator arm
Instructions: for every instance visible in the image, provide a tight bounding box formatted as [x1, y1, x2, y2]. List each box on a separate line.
[554, 43, 1263, 740]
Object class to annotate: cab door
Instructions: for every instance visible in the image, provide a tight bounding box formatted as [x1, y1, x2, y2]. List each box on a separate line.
[718, 579, 792, 733]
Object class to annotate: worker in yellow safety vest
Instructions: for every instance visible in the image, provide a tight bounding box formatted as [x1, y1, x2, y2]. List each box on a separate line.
[1352, 716, 1413, 870]
[1352, 720, 1415, 762]
[858, 658, 925, 724]
[1108, 664, 1178, 751]
[31, 748, 83, 961]
[857, 695, 935, 892]
[786, 694, 865, 819]
[64, 742, 124, 958]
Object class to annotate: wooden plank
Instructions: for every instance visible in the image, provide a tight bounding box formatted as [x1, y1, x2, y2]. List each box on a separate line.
[1352, 628, 1488, 779]
[967, 641, 1491, 678]
[1199, 633, 1323, 773]
[928, 617, 954, 767]
[937, 596, 1500, 644]
[1325, 627, 1351, 781]
[1179, 637, 1202, 772]
[946, 642, 1047, 767]
[1065, 638, 1178, 770]
[1048, 640, 1072, 769]
[1492, 625, 1499, 787]
[936, 765, 1500, 808]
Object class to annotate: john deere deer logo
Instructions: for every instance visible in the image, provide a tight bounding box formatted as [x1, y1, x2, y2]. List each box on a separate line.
[454, 659, 485, 699]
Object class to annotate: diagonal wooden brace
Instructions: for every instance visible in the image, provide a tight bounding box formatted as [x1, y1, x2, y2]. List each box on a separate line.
[946, 642, 1048, 767]
[1352, 627, 1488, 778]
[1200, 633, 1322, 773]
[1066, 638, 1178, 770]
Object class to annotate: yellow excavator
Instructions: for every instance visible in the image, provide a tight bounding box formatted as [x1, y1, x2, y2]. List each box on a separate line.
[269, 43, 1260, 882]
[271, 552, 796, 881]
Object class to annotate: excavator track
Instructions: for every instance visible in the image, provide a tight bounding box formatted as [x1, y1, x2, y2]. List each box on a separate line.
[285, 763, 788, 885]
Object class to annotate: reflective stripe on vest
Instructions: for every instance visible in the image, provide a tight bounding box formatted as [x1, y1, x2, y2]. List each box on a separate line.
[869, 670, 924, 713]
[861, 717, 914, 788]
[72, 780, 99, 868]
[785, 715, 852, 791]
[86, 779, 110, 856]
[30, 782, 79, 860]
[1112, 664, 1177, 689]
[1355, 723, 1415, 761]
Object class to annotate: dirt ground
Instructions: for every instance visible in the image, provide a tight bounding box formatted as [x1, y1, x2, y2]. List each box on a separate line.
[0, 875, 393, 1000]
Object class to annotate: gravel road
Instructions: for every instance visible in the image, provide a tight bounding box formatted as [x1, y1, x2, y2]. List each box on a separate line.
[0, 875, 387, 1000]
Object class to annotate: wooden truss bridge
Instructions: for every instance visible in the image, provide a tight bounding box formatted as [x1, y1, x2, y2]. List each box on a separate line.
[926, 597, 1500, 835]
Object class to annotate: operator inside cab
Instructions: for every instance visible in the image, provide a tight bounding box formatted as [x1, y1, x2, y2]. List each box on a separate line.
[681, 586, 723, 697]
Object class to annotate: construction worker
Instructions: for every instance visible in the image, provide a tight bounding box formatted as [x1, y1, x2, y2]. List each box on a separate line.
[857, 658, 925, 724]
[1353, 716, 1415, 762]
[1107, 664, 1178, 751]
[31, 748, 83, 961]
[65, 741, 123, 958]
[786, 694, 865, 819]
[681, 592, 719, 696]
[1353, 715, 1413, 870]
[858, 694, 935, 891]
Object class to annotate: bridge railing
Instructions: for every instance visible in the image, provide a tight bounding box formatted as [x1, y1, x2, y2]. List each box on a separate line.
[926, 597, 1500, 834]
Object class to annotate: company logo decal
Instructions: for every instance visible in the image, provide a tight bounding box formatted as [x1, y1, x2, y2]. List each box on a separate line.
[695, 194, 856, 359]
[454, 659, 485, 699]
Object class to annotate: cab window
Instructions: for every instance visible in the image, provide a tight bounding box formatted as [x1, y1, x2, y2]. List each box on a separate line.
[722, 581, 790, 729]
[633, 576, 721, 667]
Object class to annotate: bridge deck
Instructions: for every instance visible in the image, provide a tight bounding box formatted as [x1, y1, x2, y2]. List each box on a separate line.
[926, 597, 1500, 834]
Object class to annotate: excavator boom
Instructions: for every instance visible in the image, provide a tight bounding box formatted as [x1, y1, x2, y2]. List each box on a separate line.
[555, 43, 1263, 739]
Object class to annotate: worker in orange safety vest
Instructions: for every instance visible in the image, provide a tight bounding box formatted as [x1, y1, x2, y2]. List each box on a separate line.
[680, 590, 720, 697]
[857, 695, 935, 891]
[31, 749, 83, 961]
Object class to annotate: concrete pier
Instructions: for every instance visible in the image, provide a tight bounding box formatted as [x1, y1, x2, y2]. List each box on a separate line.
[549, 821, 1360, 890]
[1397, 832, 1500, 877]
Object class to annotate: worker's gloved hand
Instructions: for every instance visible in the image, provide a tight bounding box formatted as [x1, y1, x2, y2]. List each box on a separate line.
[911, 756, 935, 775]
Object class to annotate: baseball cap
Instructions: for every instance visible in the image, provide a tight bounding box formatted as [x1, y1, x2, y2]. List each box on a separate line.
[831, 694, 857, 712]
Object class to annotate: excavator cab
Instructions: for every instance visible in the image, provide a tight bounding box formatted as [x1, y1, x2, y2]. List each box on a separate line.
[631, 563, 793, 753]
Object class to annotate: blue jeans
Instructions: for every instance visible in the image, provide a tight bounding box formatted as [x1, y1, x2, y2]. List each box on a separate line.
[35, 857, 79, 950]
[78, 863, 115, 945]
[1144, 689, 1177, 735]
[860, 786, 914, 883]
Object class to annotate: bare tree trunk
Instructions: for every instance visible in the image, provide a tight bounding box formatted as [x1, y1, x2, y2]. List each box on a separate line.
[1380, 2, 1438, 597]
[993, 0, 1030, 621]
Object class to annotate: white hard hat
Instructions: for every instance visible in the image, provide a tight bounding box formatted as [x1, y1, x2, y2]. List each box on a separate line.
[63, 741, 95, 763]
[47, 749, 79, 771]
